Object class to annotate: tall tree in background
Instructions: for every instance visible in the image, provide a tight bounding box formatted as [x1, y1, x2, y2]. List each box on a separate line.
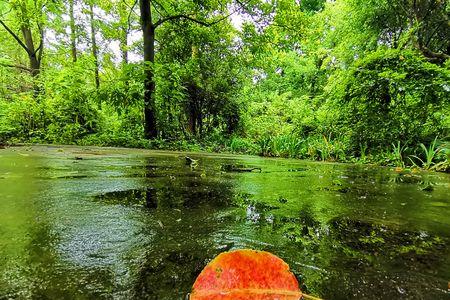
[326, 0, 450, 64]
[88, 1, 100, 89]
[0, 0, 45, 81]
[69, 0, 77, 62]
[138, 0, 232, 139]
[156, 16, 243, 138]
[118, 0, 130, 65]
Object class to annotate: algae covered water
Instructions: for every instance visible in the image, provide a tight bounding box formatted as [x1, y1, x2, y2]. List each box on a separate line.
[1, 146, 449, 299]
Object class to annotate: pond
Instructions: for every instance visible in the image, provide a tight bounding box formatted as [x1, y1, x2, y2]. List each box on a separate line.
[1, 145, 449, 299]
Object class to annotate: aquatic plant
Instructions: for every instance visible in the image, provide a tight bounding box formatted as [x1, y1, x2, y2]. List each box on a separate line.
[358, 143, 369, 163]
[409, 137, 443, 169]
[430, 142, 450, 172]
[391, 141, 408, 168]
[228, 137, 255, 154]
[272, 135, 305, 158]
[257, 136, 272, 157]
[306, 134, 346, 161]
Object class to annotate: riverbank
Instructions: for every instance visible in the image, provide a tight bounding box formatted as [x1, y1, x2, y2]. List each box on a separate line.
[5, 135, 449, 173]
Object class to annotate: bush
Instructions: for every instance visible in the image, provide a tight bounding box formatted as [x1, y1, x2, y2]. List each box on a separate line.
[0, 95, 46, 142]
[325, 49, 450, 152]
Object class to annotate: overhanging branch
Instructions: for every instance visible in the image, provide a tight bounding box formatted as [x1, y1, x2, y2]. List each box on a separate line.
[37, 27, 44, 62]
[151, 0, 167, 12]
[33, 24, 44, 57]
[234, 0, 254, 13]
[420, 45, 449, 61]
[415, 41, 450, 63]
[127, 0, 139, 32]
[153, 13, 231, 29]
[0, 19, 31, 55]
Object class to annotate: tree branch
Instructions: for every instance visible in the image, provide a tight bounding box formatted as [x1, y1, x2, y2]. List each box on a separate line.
[127, 0, 139, 32]
[417, 43, 450, 62]
[150, 1, 164, 17]
[153, 13, 231, 29]
[0, 62, 32, 72]
[32, 24, 44, 57]
[0, 19, 31, 55]
[234, 0, 254, 14]
[37, 27, 44, 63]
[151, 0, 168, 14]
[0, 7, 12, 19]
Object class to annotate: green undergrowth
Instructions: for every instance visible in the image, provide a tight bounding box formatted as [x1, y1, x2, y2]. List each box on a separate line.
[4, 132, 449, 173]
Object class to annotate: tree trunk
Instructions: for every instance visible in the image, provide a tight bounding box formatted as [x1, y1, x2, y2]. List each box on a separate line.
[21, 25, 43, 97]
[21, 26, 40, 77]
[69, 0, 77, 62]
[118, 1, 128, 65]
[188, 104, 197, 135]
[29, 55, 40, 77]
[89, 2, 100, 89]
[121, 30, 128, 64]
[136, 0, 228, 139]
[197, 110, 203, 138]
[120, 28, 129, 89]
[140, 0, 158, 139]
[1, 3, 44, 96]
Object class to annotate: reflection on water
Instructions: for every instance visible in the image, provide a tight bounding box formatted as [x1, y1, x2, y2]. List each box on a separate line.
[1, 146, 449, 299]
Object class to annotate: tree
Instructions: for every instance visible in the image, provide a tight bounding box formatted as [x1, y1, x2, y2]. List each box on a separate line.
[0, 0, 45, 80]
[88, 1, 100, 89]
[155, 16, 244, 138]
[117, 0, 131, 65]
[138, 0, 232, 139]
[326, 49, 450, 150]
[69, 0, 77, 62]
[327, 0, 450, 64]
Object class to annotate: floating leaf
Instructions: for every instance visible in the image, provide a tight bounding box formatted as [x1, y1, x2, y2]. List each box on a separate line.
[191, 249, 302, 300]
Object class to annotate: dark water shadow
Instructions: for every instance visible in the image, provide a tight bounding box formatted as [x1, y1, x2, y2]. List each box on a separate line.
[248, 204, 450, 300]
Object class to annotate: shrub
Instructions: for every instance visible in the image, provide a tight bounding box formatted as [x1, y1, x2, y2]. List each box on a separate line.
[325, 49, 450, 151]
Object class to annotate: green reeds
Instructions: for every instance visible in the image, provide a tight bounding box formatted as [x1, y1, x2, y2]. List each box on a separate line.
[409, 137, 443, 170]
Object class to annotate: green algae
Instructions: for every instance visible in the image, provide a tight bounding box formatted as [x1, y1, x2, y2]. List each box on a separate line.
[0, 145, 449, 299]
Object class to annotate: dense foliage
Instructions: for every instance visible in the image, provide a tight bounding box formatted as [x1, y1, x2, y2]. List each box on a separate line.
[1, 0, 449, 170]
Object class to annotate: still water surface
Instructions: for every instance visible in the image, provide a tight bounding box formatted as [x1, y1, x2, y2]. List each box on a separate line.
[1, 146, 449, 299]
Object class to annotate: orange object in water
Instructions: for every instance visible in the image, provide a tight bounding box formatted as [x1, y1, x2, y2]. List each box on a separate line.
[191, 249, 302, 300]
